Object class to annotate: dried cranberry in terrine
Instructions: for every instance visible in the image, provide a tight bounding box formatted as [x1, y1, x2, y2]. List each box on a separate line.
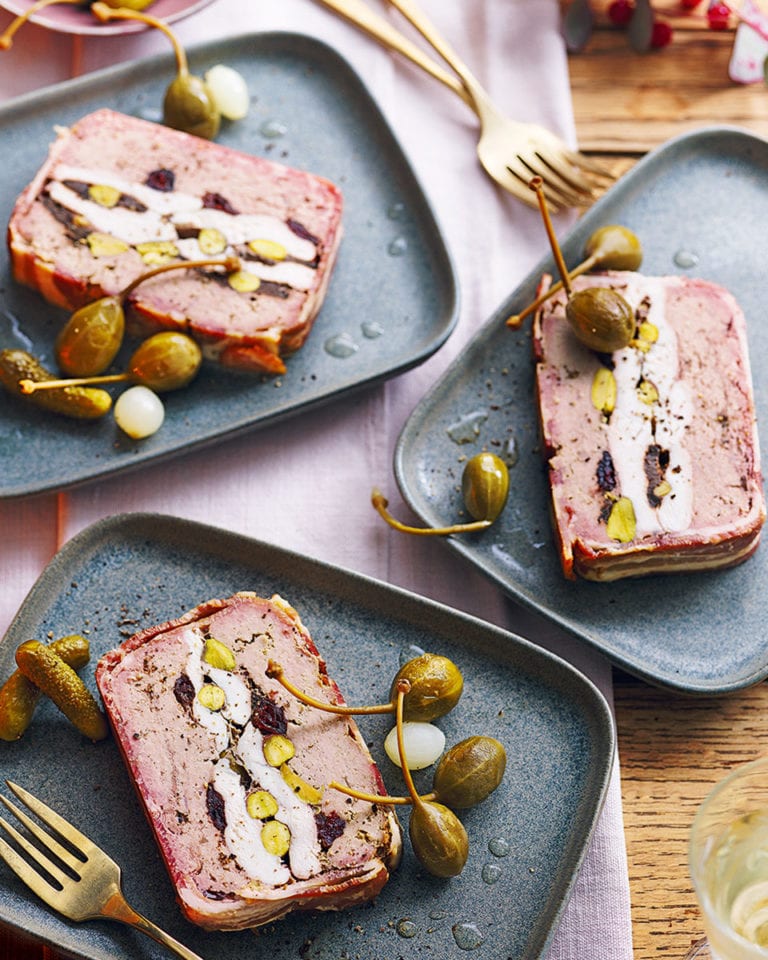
[95, 593, 401, 931]
[532, 271, 765, 581]
[7, 109, 343, 374]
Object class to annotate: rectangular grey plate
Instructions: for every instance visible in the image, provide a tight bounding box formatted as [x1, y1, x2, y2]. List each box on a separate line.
[0, 32, 457, 499]
[0, 513, 614, 960]
[395, 126, 768, 696]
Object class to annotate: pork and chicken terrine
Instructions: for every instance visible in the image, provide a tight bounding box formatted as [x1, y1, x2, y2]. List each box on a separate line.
[8, 109, 343, 374]
[533, 271, 765, 581]
[95, 592, 401, 930]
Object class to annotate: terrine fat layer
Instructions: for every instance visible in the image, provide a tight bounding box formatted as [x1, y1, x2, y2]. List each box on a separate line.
[95, 592, 401, 930]
[533, 271, 765, 581]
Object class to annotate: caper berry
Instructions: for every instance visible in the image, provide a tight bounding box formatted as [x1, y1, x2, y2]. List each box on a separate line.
[163, 73, 220, 140]
[391, 653, 463, 722]
[409, 800, 469, 878]
[127, 331, 202, 392]
[432, 736, 507, 809]
[461, 452, 509, 522]
[55, 296, 124, 377]
[565, 286, 635, 352]
[583, 224, 643, 273]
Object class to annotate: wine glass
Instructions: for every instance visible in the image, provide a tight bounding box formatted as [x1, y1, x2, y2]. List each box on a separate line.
[686, 756, 768, 960]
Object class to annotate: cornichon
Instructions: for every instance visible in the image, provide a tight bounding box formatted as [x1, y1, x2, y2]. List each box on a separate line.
[0, 634, 91, 741]
[0, 349, 112, 419]
[14, 639, 108, 741]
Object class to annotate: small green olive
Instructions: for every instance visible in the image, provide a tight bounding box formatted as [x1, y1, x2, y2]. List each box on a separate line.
[55, 296, 125, 377]
[163, 73, 220, 140]
[566, 286, 635, 352]
[409, 801, 469, 878]
[584, 224, 643, 272]
[461, 452, 509, 523]
[432, 736, 507, 809]
[127, 331, 202, 392]
[391, 653, 463, 723]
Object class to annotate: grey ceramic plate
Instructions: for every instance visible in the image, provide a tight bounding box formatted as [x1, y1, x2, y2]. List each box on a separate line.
[0, 32, 457, 499]
[0, 513, 614, 960]
[395, 126, 768, 696]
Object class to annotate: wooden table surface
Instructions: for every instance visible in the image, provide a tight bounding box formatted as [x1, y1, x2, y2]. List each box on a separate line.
[572, 3, 768, 959]
[3, 4, 768, 960]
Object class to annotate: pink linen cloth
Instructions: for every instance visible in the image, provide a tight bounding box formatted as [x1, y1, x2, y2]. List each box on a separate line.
[0, 1, 633, 957]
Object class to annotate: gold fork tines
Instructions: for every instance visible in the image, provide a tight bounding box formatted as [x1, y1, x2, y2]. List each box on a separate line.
[0, 781, 205, 960]
[312, 0, 613, 210]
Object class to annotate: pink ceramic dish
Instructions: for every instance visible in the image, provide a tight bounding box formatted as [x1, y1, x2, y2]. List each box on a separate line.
[0, 0, 217, 36]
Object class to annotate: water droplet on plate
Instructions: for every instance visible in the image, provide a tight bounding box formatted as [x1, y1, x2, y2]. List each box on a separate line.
[452, 922, 485, 950]
[388, 235, 408, 256]
[361, 320, 384, 339]
[400, 644, 425, 666]
[135, 106, 163, 123]
[446, 409, 488, 444]
[388, 201, 406, 221]
[397, 918, 418, 938]
[488, 836, 511, 857]
[260, 118, 287, 139]
[504, 435, 519, 468]
[324, 333, 359, 358]
[0, 309, 34, 351]
[673, 249, 699, 269]
[482, 862, 502, 884]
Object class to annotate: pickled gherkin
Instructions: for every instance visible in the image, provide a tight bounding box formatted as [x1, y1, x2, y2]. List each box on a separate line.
[0, 634, 91, 741]
[15, 640, 108, 741]
[0, 349, 111, 420]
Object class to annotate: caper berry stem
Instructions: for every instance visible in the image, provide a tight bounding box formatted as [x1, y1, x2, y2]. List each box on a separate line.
[506, 256, 598, 328]
[372, 489, 492, 536]
[328, 782, 416, 805]
[529, 177, 573, 297]
[119, 254, 240, 300]
[91, 2, 189, 75]
[394, 679, 424, 811]
[266, 661, 395, 716]
[0, 0, 82, 50]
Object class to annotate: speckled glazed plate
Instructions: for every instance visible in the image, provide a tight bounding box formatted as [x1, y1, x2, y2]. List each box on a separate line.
[0, 512, 614, 960]
[395, 126, 768, 696]
[0, 0, 217, 35]
[0, 33, 457, 498]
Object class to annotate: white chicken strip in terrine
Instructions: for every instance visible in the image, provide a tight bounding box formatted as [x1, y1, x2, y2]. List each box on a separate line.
[95, 593, 401, 930]
[533, 271, 765, 581]
[8, 109, 343, 375]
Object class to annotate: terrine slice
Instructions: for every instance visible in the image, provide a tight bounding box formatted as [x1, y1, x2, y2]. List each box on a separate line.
[95, 592, 401, 931]
[533, 271, 765, 581]
[7, 109, 343, 375]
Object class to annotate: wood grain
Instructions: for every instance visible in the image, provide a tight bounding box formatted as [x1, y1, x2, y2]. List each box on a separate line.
[570, 8, 768, 958]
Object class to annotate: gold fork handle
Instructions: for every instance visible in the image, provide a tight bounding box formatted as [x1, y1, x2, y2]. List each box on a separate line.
[102, 891, 205, 960]
[385, 0, 492, 112]
[311, 0, 471, 105]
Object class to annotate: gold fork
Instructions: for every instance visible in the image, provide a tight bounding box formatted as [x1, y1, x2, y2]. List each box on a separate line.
[0, 780, 204, 960]
[312, 0, 612, 209]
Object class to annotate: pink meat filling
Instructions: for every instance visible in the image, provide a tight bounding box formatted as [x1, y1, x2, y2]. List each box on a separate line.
[96, 593, 401, 930]
[533, 272, 765, 581]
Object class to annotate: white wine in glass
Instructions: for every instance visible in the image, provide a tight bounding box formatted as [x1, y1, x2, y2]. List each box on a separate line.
[687, 757, 768, 960]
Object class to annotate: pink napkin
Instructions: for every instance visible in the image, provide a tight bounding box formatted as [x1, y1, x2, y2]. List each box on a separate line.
[0, 2, 633, 957]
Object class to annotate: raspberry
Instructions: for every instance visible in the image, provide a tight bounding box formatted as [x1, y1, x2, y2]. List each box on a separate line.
[608, 0, 635, 25]
[707, 1, 731, 29]
[680, 0, 703, 7]
[651, 20, 674, 47]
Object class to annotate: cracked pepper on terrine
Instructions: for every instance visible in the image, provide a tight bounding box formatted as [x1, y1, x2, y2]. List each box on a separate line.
[95, 592, 401, 930]
[533, 271, 765, 581]
[7, 109, 343, 375]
